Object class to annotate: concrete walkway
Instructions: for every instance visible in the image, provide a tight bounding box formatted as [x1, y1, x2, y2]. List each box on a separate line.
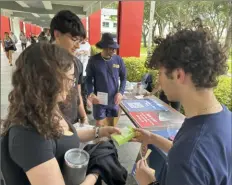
[1, 42, 21, 119]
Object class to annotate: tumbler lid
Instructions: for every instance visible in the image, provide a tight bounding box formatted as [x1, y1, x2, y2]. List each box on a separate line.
[65, 148, 89, 168]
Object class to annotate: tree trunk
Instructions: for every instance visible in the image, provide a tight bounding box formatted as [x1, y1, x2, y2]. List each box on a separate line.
[160, 23, 165, 37]
[142, 24, 149, 47]
[147, 1, 156, 55]
[143, 32, 147, 47]
[158, 21, 163, 37]
[152, 23, 157, 46]
[224, 3, 232, 55]
[224, 21, 232, 55]
[168, 21, 171, 32]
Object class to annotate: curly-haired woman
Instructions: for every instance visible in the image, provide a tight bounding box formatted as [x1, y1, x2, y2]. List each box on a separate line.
[1, 43, 120, 185]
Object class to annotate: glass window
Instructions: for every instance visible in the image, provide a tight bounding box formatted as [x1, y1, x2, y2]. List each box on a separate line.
[102, 22, 109, 28]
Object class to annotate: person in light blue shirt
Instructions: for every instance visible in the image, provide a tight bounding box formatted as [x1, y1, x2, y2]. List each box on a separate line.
[86, 33, 127, 126]
[133, 29, 231, 185]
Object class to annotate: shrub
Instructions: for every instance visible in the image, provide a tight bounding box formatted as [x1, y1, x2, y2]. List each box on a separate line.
[91, 45, 102, 56]
[123, 57, 159, 83]
[214, 76, 232, 111]
[123, 57, 147, 82]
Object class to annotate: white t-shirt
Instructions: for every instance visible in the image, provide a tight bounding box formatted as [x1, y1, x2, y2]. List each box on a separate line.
[76, 42, 91, 76]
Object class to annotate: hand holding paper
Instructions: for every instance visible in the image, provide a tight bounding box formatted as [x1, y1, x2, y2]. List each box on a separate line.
[97, 92, 108, 105]
[111, 127, 135, 146]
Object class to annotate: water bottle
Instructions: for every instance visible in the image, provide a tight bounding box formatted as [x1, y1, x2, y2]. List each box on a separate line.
[63, 148, 89, 185]
[136, 82, 142, 95]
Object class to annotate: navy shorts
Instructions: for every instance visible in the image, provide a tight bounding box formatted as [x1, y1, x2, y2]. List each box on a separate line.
[93, 104, 119, 120]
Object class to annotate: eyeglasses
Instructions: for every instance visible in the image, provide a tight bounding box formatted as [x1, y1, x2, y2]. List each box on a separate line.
[66, 78, 76, 90]
[72, 78, 76, 87]
[70, 77, 76, 87]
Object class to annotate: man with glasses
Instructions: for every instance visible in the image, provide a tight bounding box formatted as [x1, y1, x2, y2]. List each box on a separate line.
[50, 10, 88, 124]
[86, 33, 127, 126]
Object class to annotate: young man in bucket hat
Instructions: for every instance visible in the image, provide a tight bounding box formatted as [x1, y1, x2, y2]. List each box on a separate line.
[86, 33, 127, 126]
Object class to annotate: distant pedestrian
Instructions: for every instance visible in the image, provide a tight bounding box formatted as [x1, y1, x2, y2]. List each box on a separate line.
[19, 31, 27, 50]
[3, 32, 15, 66]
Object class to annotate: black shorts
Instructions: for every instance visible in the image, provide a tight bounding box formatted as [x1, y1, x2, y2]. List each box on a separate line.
[5, 46, 14, 52]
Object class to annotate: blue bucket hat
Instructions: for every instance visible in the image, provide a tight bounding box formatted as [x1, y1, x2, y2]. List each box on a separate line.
[96, 33, 119, 49]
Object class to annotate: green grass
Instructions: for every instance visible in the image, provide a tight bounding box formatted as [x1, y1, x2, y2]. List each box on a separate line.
[140, 46, 147, 55]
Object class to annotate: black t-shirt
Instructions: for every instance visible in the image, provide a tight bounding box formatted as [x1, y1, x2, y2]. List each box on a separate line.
[59, 58, 83, 124]
[76, 58, 83, 85]
[7, 123, 80, 185]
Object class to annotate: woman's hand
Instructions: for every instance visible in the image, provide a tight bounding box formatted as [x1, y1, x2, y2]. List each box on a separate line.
[135, 159, 156, 185]
[80, 173, 99, 185]
[100, 126, 121, 138]
[131, 128, 153, 145]
[143, 92, 151, 97]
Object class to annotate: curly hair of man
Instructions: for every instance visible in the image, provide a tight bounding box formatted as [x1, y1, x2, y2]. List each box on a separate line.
[146, 29, 228, 88]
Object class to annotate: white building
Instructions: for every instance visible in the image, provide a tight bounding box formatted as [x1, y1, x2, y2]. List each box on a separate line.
[101, 8, 117, 35]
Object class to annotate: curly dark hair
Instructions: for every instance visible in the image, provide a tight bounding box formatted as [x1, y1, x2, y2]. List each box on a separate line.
[2, 43, 75, 139]
[146, 29, 228, 88]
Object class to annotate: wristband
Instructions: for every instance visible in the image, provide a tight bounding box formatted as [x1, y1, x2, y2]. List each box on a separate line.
[94, 127, 100, 138]
[80, 116, 88, 123]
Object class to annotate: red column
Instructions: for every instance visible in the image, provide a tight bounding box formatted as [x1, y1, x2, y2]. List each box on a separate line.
[81, 18, 87, 30]
[117, 1, 144, 57]
[25, 23, 31, 38]
[88, 10, 101, 45]
[36, 26, 42, 35]
[0, 16, 11, 40]
[31, 24, 36, 35]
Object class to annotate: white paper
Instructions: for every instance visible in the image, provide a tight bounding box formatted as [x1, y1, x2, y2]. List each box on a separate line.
[135, 95, 144, 99]
[97, 92, 108, 105]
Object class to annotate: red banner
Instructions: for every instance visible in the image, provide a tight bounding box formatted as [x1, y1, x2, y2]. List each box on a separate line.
[129, 112, 161, 128]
